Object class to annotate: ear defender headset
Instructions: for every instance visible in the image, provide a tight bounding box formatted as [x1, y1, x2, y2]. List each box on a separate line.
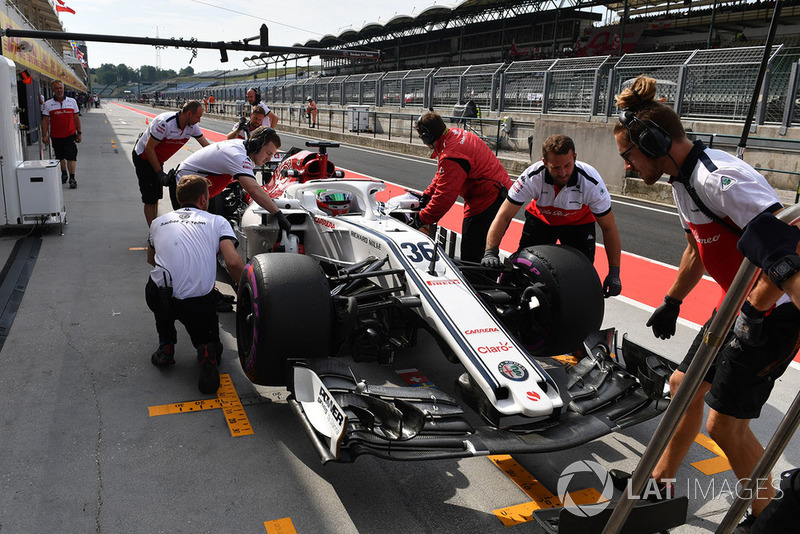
[246, 127, 275, 154]
[416, 114, 436, 146]
[248, 88, 261, 102]
[618, 109, 672, 159]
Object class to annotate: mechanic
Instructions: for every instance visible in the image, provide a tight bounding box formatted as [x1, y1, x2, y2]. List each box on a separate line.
[246, 88, 279, 128]
[614, 75, 800, 527]
[414, 111, 513, 263]
[132, 100, 211, 228]
[305, 96, 317, 128]
[226, 106, 266, 140]
[173, 126, 291, 235]
[737, 211, 800, 310]
[481, 134, 623, 298]
[146, 174, 244, 394]
[42, 80, 81, 189]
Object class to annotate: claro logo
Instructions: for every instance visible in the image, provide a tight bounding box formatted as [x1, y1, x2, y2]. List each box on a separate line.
[478, 341, 510, 354]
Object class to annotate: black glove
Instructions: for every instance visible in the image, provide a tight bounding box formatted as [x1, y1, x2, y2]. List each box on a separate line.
[603, 266, 622, 298]
[275, 211, 291, 234]
[738, 211, 800, 288]
[481, 247, 502, 268]
[419, 193, 431, 210]
[733, 301, 765, 346]
[156, 169, 169, 187]
[237, 117, 248, 131]
[646, 295, 682, 339]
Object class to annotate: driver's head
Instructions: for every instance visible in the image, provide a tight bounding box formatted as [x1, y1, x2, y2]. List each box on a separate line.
[176, 174, 211, 209]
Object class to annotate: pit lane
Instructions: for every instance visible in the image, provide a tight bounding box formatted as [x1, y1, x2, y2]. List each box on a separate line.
[0, 102, 796, 534]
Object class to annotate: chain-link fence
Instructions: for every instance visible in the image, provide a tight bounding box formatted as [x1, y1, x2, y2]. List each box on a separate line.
[166, 45, 800, 129]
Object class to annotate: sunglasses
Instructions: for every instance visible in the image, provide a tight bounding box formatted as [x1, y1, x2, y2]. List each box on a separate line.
[619, 143, 636, 163]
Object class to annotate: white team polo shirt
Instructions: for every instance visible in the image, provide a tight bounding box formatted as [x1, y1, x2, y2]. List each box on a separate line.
[134, 111, 204, 164]
[148, 207, 237, 300]
[508, 160, 612, 226]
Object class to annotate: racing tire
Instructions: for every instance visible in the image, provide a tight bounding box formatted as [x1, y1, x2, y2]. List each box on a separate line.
[237, 253, 332, 386]
[500, 244, 603, 356]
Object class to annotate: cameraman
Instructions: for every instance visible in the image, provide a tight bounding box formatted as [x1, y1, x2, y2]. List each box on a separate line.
[227, 106, 267, 140]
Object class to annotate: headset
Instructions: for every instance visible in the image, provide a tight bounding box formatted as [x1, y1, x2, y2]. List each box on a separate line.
[246, 127, 275, 154]
[416, 114, 437, 146]
[618, 109, 672, 159]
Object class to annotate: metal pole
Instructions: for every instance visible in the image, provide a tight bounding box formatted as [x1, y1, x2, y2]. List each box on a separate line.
[601, 204, 800, 533]
[737, 0, 782, 159]
[715, 205, 800, 534]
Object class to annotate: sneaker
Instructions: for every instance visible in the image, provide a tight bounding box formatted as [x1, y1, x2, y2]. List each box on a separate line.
[197, 344, 220, 394]
[732, 512, 756, 534]
[151, 343, 175, 366]
[69, 178, 77, 189]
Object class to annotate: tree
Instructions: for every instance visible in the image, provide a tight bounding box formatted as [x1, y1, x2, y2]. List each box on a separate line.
[178, 66, 194, 77]
[95, 63, 117, 85]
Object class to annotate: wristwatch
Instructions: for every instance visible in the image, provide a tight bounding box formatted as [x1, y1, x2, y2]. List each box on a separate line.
[767, 254, 800, 289]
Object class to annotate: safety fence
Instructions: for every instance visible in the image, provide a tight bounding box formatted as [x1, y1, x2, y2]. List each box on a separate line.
[161, 45, 800, 130]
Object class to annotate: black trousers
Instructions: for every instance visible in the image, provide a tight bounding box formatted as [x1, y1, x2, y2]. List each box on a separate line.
[145, 278, 220, 350]
[460, 188, 507, 263]
[518, 211, 596, 262]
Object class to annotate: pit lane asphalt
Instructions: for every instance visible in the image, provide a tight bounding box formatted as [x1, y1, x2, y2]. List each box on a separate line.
[0, 103, 797, 534]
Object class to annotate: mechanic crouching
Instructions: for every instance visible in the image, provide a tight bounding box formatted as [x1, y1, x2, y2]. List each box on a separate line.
[414, 111, 512, 263]
[146, 175, 244, 394]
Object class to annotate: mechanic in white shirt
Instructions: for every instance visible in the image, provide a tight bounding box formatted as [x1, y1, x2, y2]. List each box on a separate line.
[132, 100, 210, 227]
[146, 175, 244, 394]
[246, 88, 279, 128]
[614, 74, 800, 524]
[482, 134, 623, 298]
[173, 126, 291, 235]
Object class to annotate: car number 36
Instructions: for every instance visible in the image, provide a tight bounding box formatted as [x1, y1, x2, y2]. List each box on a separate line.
[401, 241, 436, 263]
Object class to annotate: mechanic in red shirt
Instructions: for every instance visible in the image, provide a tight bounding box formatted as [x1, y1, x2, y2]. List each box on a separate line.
[415, 111, 512, 263]
[614, 75, 800, 526]
[42, 80, 81, 189]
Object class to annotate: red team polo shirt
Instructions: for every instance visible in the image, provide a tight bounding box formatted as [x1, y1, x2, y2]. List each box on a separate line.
[42, 97, 80, 138]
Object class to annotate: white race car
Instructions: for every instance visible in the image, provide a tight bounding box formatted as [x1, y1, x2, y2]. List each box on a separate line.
[230, 142, 672, 463]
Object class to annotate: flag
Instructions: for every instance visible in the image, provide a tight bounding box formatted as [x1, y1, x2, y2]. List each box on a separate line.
[56, 0, 75, 14]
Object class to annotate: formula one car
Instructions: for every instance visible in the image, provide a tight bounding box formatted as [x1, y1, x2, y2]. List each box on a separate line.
[230, 141, 673, 463]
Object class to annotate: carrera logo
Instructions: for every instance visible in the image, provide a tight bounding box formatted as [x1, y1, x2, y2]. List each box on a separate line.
[464, 328, 500, 335]
[314, 217, 335, 229]
[426, 280, 461, 286]
[478, 341, 510, 354]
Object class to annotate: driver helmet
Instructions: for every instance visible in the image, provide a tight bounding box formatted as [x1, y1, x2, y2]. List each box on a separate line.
[316, 189, 351, 216]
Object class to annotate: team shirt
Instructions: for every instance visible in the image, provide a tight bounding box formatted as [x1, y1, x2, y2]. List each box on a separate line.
[134, 111, 204, 165]
[42, 96, 80, 138]
[256, 101, 273, 127]
[148, 207, 237, 300]
[508, 160, 611, 226]
[671, 140, 781, 292]
[176, 139, 255, 198]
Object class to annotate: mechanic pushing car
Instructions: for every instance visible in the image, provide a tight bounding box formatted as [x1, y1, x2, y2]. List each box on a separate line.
[146, 175, 244, 394]
[172, 126, 292, 236]
[481, 134, 623, 298]
[414, 110, 512, 263]
[614, 75, 800, 527]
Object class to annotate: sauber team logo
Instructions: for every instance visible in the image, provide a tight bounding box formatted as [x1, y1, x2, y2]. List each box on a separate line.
[498, 360, 528, 381]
